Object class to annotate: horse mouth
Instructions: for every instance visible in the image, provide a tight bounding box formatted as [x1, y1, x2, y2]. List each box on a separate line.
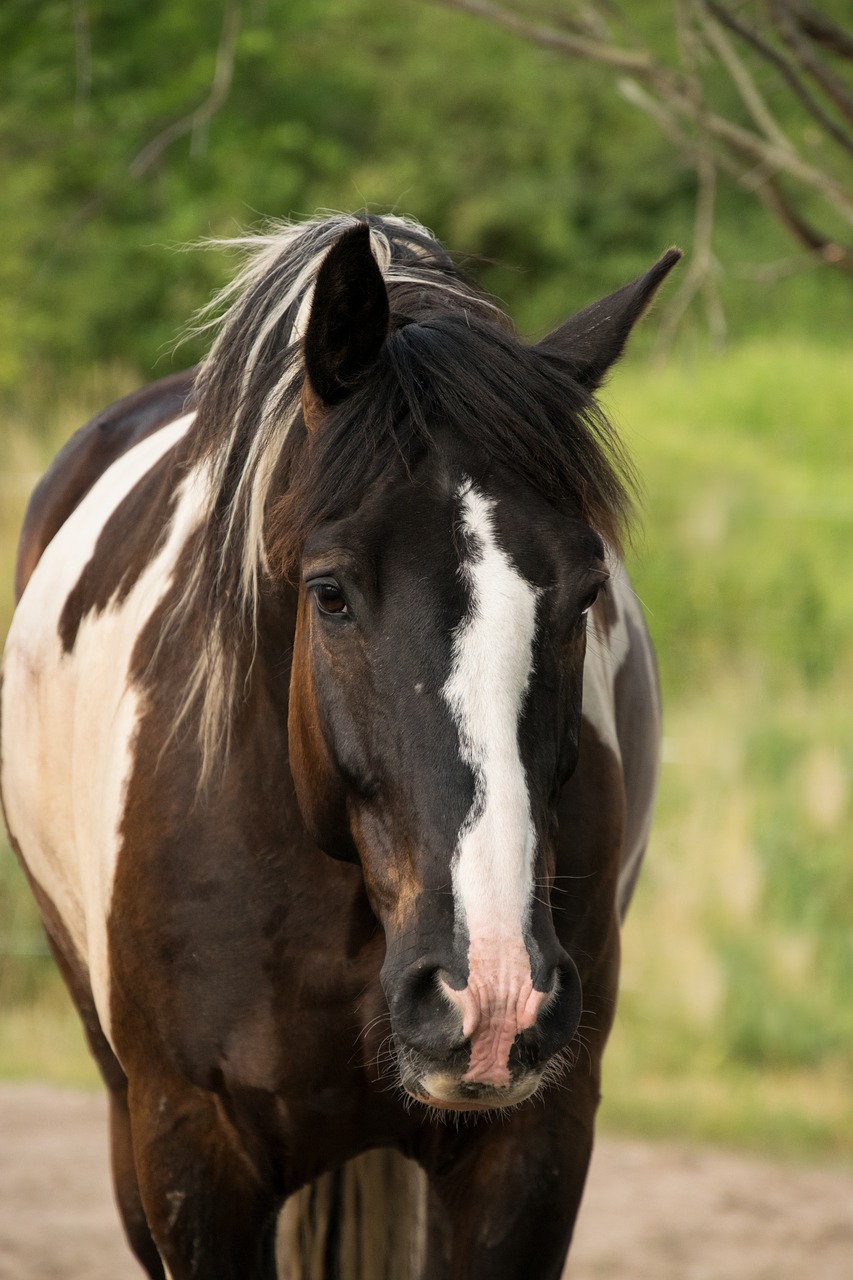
[403, 1068, 542, 1113]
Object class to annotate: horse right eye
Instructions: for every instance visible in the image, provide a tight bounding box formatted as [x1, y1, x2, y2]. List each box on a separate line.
[315, 583, 349, 616]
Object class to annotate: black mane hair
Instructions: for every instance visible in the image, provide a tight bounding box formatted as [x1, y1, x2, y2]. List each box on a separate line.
[270, 307, 635, 578]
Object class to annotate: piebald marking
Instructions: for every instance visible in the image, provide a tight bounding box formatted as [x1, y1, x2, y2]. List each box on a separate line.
[584, 566, 661, 914]
[1, 413, 202, 1048]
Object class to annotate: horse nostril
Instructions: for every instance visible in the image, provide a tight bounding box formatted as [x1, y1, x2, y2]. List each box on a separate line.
[527, 957, 583, 1061]
[387, 957, 440, 1015]
[381, 956, 467, 1058]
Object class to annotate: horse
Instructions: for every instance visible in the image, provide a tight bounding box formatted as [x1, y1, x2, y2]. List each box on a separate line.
[0, 213, 678, 1280]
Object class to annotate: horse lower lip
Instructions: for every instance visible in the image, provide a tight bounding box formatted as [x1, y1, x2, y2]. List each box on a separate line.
[411, 1091, 499, 1112]
[407, 1072, 541, 1110]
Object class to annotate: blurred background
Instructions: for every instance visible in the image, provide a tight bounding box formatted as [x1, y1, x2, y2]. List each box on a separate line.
[1, 0, 851, 1164]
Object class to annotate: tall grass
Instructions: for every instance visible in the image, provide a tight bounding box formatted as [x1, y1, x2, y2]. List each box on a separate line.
[1, 342, 851, 1156]
[599, 342, 853, 1159]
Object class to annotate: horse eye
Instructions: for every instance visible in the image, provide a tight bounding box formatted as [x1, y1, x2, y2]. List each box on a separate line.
[580, 583, 602, 617]
[314, 582, 349, 616]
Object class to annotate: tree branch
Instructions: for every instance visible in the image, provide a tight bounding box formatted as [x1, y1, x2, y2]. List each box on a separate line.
[437, 0, 853, 221]
[699, 4, 795, 155]
[431, 0, 657, 75]
[705, 1, 853, 155]
[429, 0, 853, 310]
[789, 1, 853, 61]
[654, 2, 725, 359]
[619, 63, 853, 227]
[617, 76, 695, 153]
[770, 0, 853, 130]
[36, 1, 242, 290]
[654, 142, 725, 357]
[128, 0, 241, 179]
[759, 178, 853, 273]
[736, 251, 828, 283]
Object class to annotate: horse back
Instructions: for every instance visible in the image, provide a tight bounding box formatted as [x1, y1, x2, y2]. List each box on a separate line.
[14, 367, 197, 601]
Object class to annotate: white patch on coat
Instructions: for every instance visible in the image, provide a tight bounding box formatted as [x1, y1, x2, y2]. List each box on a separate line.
[581, 560, 631, 756]
[441, 481, 545, 1086]
[583, 563, 660, 914]
[0, 412, 205, 1051]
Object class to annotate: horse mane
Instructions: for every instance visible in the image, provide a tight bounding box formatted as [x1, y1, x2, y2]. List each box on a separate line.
[172, 212, 634, 780]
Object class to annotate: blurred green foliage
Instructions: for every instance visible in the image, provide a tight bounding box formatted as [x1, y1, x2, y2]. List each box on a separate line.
[598, 346, 853, 1156]
[1, 0, 851, 392]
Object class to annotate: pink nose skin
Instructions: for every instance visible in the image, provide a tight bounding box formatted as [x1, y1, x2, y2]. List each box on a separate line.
[442, 940, 549, 1087]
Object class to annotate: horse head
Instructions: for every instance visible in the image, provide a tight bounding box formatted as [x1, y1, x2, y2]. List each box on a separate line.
[285, 223, 678, 1110]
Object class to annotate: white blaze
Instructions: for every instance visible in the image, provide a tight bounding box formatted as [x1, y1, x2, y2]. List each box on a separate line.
[441, 481, 542, 1081]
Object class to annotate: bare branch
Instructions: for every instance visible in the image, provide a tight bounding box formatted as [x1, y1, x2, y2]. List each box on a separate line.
[789, 1, 853, 61]
[429, 0, 853, 308]
[737, 252, 832, 283]
[759, 178, 853, 273]
[431, 0, 657, 75]
[437, 0, 853, 221]
[770, 0, 853, 130]
[623, 68, 853, 276]
[654, 148, 725, 357]
[698, 5, 794, 154]
[128, 0, 241, 179]
[655, 4, 725, 359]
[617, 76, 695, 152]
[37, 1, 242, 286]
[705, 0, 853, 156]
[662, 85, 853, 225]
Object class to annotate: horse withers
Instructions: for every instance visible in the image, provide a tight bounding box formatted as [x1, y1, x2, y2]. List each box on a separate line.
[0, 215, 678, 1279]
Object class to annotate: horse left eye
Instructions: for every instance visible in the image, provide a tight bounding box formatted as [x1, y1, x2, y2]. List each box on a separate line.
[580, 583, 602, 616]
[314, 583, 349, 615]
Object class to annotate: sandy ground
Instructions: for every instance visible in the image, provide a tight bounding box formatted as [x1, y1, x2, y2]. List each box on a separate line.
[0, 1084, 851, 1279]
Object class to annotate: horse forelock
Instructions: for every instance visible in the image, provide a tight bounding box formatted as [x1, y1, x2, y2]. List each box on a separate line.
[171, 212, 633, 785]
[169, 213, 490, 781]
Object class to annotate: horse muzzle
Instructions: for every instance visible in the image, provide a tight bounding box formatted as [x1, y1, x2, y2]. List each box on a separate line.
[381, 951, 583, 1112]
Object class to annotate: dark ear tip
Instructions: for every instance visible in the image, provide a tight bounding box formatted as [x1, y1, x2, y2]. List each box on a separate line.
[535, 243, 683, 388]
[337, 219, 372, 246]
[310, 222, 379, 299]
[303, 219, 390, 414]
[633, 247, 681, 321]
[652, 246, 683, 278]
[321, 220, 374, 267]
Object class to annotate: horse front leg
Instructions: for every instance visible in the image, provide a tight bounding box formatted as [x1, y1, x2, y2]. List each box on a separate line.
[125, 1067, 281, 1280]
[417, 1076, 598, 1280]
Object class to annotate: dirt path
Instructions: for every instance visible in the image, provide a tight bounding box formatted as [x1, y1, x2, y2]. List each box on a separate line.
[1, 1084, 851, 1279]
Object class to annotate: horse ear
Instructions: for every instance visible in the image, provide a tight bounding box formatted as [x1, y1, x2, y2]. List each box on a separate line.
[536, 248, 682, 389]
[302, 222, 390, 431]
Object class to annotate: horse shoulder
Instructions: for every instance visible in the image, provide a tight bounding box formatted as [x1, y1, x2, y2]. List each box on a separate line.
[1, 412, 200, 1046]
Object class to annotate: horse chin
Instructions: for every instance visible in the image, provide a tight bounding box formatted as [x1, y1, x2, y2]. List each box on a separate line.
[405, 1071, 542, 1113]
